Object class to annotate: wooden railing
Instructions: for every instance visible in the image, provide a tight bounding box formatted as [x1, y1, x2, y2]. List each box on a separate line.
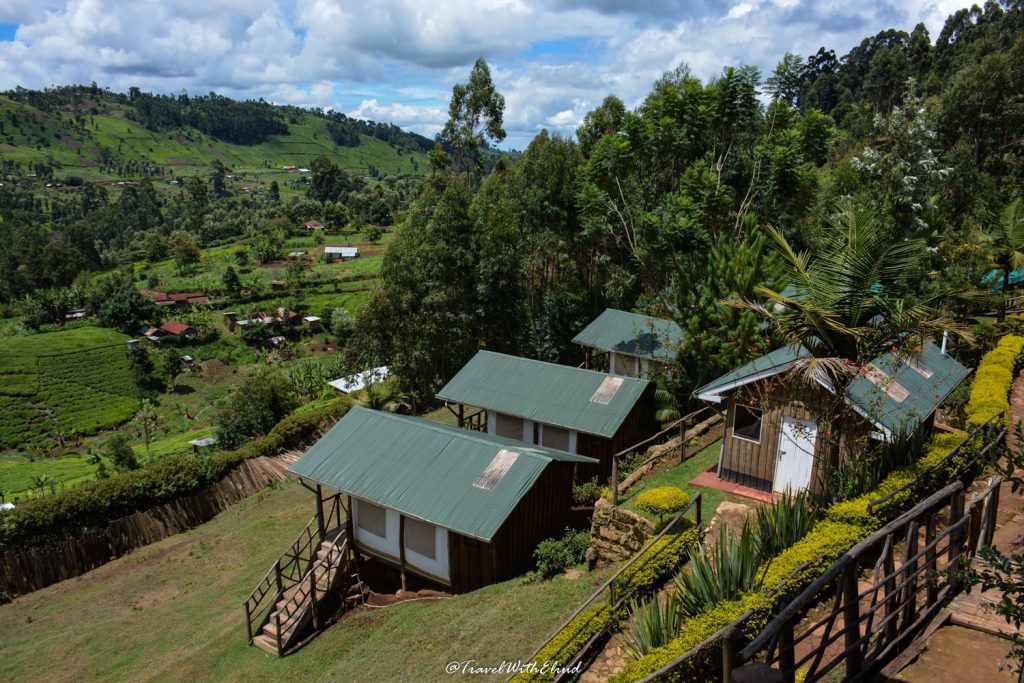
[610, 406, 718, 505]
[867, 412, 1005, 516]
[244, 493, 343, 645]
[732, 477, 1002, 683]
[512, 492, 705, 683]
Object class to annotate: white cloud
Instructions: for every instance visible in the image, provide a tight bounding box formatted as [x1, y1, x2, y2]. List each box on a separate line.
[0, 0, 981, 149]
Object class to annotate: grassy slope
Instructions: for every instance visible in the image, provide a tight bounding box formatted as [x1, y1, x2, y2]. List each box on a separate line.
[0, 95, 427, 182]
[0, 479, 609, 682]
[619, 440, 727, 521]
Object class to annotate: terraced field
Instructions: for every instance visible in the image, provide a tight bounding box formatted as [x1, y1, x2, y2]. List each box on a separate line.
[0, 327, 137, 451]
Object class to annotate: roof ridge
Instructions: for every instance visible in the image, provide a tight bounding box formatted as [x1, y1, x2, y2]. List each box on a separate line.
[473, 349, 650, 384]
[348, 406, 560, 464]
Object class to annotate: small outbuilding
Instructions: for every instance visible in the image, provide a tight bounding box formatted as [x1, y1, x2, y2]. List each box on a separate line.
[288, 407, 596, 592]
[159, 321, 195, 337]
[324, 246, 358, 262]
[573, 308, 683, 379]
[303, 219, 325, 231]
[329, 366, 391, 394]
[695, 341, 971, 495]
[437, 351, 656, 481]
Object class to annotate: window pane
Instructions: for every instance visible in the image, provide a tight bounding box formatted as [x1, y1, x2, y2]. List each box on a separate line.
[495, 412, 522, 440]
[357, 500, 387, 538]
[404, 517, 436, 559]
[733, 405, 763, 442]
[542, 425, 571, 451]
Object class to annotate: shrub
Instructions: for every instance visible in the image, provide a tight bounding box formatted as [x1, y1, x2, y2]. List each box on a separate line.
[635, 486, 690, 523]
[510, 605, 611, 683]
[758, 521, 867, 598]
[614, 523, 699, 599]
[749, 488, 817, 561]
[572, 478, 602, 505]
[674, 525, 762, 618]
[966, 334, 1024, 427]
[0, 396, 352, 551]
[624, 591, 683, 659]
[532, 527, 591, 580]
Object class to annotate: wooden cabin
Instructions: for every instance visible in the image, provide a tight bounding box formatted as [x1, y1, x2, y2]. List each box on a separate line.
[695, 342, 970, 495]
[436, 350, 656, 482]
[324, 246, 358, 262]
[287, 407, 595, 592]
[573, 308, 683, 379]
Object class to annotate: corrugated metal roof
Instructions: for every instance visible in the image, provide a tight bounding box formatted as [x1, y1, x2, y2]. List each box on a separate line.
[696, 342, 969, 436]
[436, 351, 651, 438]
[325, 246, 358, 256]
[571, 308, 683, 361]
[288, 407, 596, 540]
[982, 268, 1024, 291]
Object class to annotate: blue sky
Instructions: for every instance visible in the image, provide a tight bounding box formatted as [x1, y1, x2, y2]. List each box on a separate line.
[0, 0, 975, 150]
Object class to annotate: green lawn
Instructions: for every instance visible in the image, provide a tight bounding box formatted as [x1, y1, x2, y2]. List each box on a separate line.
[619, 440, 727, 522]
[0, 479, 609, 682]
[0, 453, 110, 502]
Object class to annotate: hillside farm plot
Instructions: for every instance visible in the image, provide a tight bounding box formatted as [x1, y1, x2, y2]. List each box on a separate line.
[0, 327, 138, 450]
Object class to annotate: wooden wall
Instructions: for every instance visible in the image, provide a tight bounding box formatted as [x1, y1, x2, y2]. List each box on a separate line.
[719, 383, 833, 495]
[447, 461, 575, 593]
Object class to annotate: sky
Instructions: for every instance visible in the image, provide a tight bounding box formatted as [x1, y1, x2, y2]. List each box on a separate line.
[0, 0, 976, 150]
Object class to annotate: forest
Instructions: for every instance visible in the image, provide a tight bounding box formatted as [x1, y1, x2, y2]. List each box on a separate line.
[350, 2, 1024, 409]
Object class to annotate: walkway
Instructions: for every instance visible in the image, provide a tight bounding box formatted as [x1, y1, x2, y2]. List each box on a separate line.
[895, 371, 1024, 682]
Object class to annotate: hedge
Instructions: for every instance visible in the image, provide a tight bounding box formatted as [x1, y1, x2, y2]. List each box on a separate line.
[513, 524, 702, 683]
[0, 395, 353, 551]
[965, 334, 1024, 427]
[635, 487, 690, 518]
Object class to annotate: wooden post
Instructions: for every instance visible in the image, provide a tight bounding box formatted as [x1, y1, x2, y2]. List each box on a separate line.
[274, 559, 283, 594]
[275, 613, 283, 656]
[399, 515, 407, 593]
[883, 535, 898, 644]
[309, 569, 319, 630]
[901, 522, 920, 628]
[245, 601, 253, 642]
[779, 617, 795, 683]
[696, 492, 703, 528]
[611, 454, 619, 506]
[925, 513, 938, 607]
[722, 625, 742, 683]
[315, 485, 325, 542]
[985, 482, 1000, 547]
[458, 404, 465, 429]
[948, 491, 965, 568]
[345, 495, 356, 549]
[842, 562, 863, 678]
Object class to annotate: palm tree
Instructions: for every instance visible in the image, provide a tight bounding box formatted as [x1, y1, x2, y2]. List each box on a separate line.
[728, 197, 967, 389]
[989, 198, 1024, 320]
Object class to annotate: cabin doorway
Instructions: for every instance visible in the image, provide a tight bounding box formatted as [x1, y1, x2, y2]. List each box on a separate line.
[773, 416, 817, 493]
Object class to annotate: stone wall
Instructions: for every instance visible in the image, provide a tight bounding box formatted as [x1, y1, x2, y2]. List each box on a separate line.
[590, 497, 656, 566]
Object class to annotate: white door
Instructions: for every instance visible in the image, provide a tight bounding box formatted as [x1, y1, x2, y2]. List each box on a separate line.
[773, 416, 817, 493]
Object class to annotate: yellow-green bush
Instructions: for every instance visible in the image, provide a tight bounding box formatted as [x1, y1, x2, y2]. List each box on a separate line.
[966, 334, 1024, 427]
[614, 524, 700, 598]
[635, 486, 690, 518]
[511, 604, 611, 683]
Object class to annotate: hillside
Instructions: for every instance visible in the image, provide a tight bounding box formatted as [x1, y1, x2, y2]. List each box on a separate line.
[0, 87, 430, 187]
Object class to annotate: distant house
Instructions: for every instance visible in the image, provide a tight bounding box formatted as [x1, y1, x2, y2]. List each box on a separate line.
[329, 366, 391, 394]
[141, 290, 209, 308]
[159, 321, 195, 337]
[303, 220, 325, 231]
[437, 351, 656, 481]
[573, 308, 683, 379]
[695, 342, 970, 495]
[303, 315, 322, 332]
[270, 280, 286, 291]
[324, 246, 358, 262]
[288, 407, 596, 592]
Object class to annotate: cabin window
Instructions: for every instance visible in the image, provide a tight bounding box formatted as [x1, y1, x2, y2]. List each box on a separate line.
[541, 425, 571, 451]
[357, 500, 388, 538]
[733, 405, 763, 443]
[404, 517, 437, 560]
[495, 412, 522, 440]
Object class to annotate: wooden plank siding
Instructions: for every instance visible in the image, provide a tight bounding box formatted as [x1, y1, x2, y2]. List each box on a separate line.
[447, 462, 576, 593]
[577, 382, 658, 483]
[719, 382, 835, 495]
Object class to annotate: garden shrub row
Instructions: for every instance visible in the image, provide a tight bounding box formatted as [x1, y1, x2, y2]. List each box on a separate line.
[0, 395, 353, 551]
[965, 334, 1024, 427]
[512, 523, 702, 683]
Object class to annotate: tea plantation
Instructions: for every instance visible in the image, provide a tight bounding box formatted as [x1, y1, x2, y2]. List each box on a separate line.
[0, 327, 138, 450]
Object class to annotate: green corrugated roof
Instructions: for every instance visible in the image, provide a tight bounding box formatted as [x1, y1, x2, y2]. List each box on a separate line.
[571, 308, 683, 361]
[696, 342, 970, 437]
[436, 351, 651, 438]
[288, 407, 596, 541]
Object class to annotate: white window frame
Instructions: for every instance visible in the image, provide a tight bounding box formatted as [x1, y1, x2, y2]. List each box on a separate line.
[732, 403, 764, 444]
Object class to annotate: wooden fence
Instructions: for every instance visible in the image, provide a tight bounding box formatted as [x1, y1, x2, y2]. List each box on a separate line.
[731, 476, 1002, 682]
[0, 456, 288, 599]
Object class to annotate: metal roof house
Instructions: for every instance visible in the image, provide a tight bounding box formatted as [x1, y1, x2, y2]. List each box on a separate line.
[288, 407, 596, 592]
[695, 341, 970, 495]
[572, 308, 684, 379]
[436, 350, 656, 482]
[324, 246, 358, 261]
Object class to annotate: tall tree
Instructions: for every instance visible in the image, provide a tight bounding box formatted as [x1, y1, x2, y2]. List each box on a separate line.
[439, 58, 506, 181]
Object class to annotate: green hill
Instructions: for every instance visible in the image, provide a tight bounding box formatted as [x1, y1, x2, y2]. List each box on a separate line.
[0, 87, 430, 186]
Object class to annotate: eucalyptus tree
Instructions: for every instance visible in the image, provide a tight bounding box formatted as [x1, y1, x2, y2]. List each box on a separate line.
[439, 58, 506, 184]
